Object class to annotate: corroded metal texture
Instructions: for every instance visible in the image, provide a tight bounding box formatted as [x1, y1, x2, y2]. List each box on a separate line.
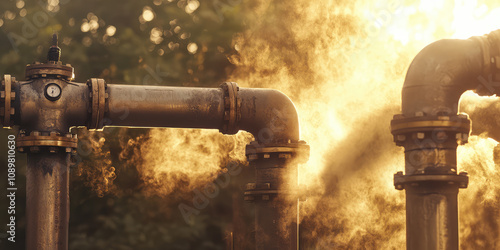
[245, 142, 309, 250]
[392, 29, 500, 250]
[26, 152, 70, 250]
[4, 35, 308, 250]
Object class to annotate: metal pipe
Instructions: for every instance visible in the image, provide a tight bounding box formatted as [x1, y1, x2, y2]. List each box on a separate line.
[105, 83, 305, 249]
[106, 84, 225, 129]
[391, 29, 500, 250]
[105, 85, 300, 141]
[26, 152, 70, 250]
[1, 36, 308, 249]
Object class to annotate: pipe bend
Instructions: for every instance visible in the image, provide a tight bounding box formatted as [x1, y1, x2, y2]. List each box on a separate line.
[238, 88, 300, 143]
[402, 38, 484, 116]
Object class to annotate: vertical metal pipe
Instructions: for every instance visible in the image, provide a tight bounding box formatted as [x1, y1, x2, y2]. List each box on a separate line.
[253, 159, 298, 250]
[26, 152, 70, 250]
[405, 185, 459, 249]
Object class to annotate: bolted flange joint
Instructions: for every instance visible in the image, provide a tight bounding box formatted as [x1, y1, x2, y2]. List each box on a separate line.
[219, 82, 241, 134]
[244, 141, 310, 202]
[244, 182, 308, 202]
[87, 78, 109, 130]
[17, 131, 78, 154]
[245, 140, 310, 162]
[0, 75, 17, 128]
[391, 113, 471, 146]
[394, 171, 469, 190]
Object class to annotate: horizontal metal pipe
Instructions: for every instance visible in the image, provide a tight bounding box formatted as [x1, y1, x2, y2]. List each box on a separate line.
[26, 152, 70, 250]
[107, 84, 225, 129]
[106, 85, 300, 142]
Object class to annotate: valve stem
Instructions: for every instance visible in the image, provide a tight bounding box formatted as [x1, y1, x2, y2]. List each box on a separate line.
[47, 33, 61, 62]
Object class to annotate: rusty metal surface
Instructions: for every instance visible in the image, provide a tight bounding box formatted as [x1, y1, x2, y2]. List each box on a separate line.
[17, 132, 78, 153]
[4, 35, 308, 250]
[87, 78, 108, 130]
[26, 152, 70, 250]
[392, 29, 500, 250]
[220, 82, 241, 134]
[25, 63, 74, 81]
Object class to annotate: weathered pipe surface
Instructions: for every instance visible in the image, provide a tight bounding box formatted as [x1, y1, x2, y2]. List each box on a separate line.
[252, 157, 298, 250]
[397, 29, 500, 250]
[106, 85, 300, 142]
[26, 152, 70, 250]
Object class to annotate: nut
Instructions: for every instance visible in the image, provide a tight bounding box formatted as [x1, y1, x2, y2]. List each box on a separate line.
[30, 146, 40, 153]
[246, 183, 256, 190]
[416, 132, 425, 139]
[244, 196, 255, 201]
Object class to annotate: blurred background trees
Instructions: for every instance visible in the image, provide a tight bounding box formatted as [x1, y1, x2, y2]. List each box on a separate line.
[0, 0, 251, 249]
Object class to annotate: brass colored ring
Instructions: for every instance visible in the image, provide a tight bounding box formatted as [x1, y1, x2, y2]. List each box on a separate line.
[391, 120, 470, 134]
[97, 79, 106, 128]
[3, 75, 11, 126]
[220, 82, 240, 134]
[17, 135, 78, 149]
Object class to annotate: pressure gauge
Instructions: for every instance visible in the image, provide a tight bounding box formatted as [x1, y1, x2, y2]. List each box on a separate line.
[45, 83, 62, 101]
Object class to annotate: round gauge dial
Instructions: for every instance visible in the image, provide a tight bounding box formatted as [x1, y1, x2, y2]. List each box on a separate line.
[45, 83, 62, 101]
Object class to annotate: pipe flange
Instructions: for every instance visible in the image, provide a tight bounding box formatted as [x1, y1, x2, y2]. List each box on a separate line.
[219, 82, 240, 134]
[245, 140, 310, 162]
[17, 131, 78, 154]
[391, 114, 470, 146]
[394, 171, 469, 190]
[1, 75, 16, 127]
[87, 78, 108, 130]
[25, 62, 74, 80]
[243, 182, 297, 202]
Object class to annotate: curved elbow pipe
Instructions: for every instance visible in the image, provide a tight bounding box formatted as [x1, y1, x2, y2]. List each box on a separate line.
[392, 30, 500, 250]
[402, 31, 500, 116]
[238, 88, 300, 142]
[402, 39, 484, 116]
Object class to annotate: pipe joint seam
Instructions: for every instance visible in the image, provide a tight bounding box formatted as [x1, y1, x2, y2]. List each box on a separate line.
[219, 82, 240, 134]
[87, 78, 109, 130]
[16, 130, 78, 154]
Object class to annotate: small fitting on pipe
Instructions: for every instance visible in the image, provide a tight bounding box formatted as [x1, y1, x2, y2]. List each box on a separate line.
[219, 82, 241, 134]
[0, 75, 16, 128]
[87, 78, 109, 130]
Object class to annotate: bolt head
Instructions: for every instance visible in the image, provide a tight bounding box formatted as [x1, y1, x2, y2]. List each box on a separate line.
[415, 111, 424, 117]
[246, 183, 256, 190]
[416, 132, 425, 139]
[244, 196, 255, 201]
[396, 135, 406, 142]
